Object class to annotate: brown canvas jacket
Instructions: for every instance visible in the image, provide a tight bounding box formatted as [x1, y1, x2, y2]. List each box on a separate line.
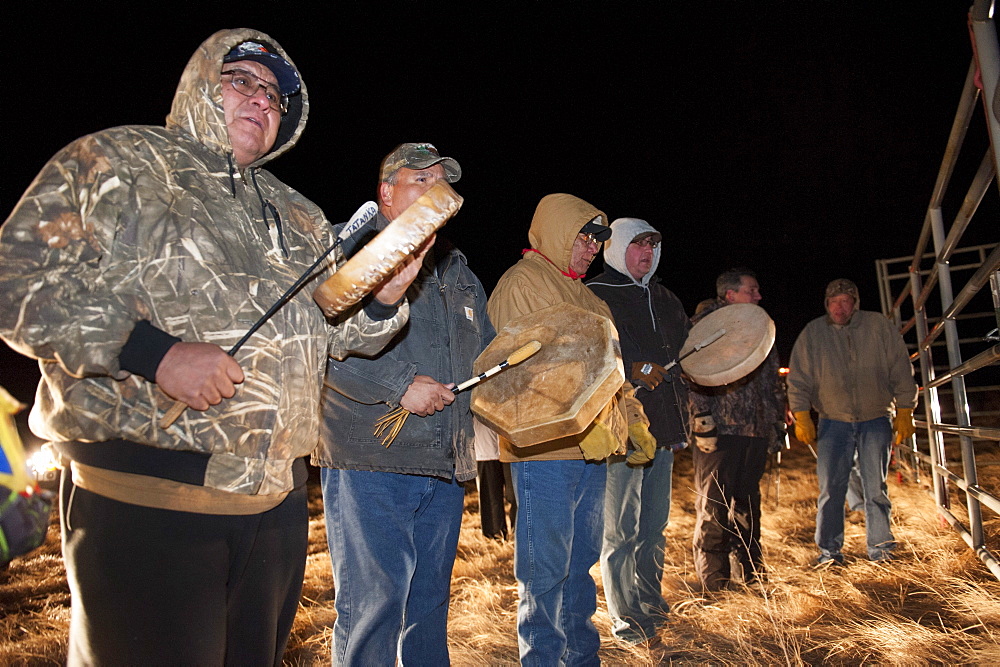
[487, 194, 647, 462]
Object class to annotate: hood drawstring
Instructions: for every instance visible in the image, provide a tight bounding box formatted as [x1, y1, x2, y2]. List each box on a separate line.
[250, 168, 289, 258]
[226, 154, 237, 197]
[645, 284, 656, 332]
[522, 248, 585, 280]
[588, 273, 659, 332]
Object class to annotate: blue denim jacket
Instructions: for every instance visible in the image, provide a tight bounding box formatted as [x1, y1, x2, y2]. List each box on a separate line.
[313, 237, 495, 482]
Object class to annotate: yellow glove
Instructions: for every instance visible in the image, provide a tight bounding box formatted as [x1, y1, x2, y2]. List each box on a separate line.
[626, 422, 657, 466]
[793, 410, 816, 446]
[578, 420, 619, 461]
[893, 407, 915, 444]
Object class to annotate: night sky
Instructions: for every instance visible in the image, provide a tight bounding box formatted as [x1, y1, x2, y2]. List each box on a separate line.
[2, 3, 992, 416]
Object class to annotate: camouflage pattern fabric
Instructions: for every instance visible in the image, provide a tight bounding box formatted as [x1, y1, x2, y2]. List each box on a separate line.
[0, 29, 406, 495]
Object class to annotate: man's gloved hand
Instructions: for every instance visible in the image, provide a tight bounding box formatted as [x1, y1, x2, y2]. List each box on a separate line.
[692, 412, 718, 454]
[793, 410, 816, 446]
[578, 420, 619, 461]
[893, 407, 916, 444]
[631, 361, 667, 391]
[626, 422, 657, 466]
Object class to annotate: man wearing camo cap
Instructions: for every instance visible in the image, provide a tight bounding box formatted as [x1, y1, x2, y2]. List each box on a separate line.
[315, 143, 494, 666]
[788, 279, 918, 566]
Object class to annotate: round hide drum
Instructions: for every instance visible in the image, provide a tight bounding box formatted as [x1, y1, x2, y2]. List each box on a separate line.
[471, 302, 625, 447]
[680, 303, 775, 386]
[313, 181, 463, 318]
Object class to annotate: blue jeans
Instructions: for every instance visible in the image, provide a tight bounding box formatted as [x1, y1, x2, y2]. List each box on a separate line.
[815, 417, 895, 560]
[600, 448, 674, 644]
[321, 468, 464, 666]
[846, 455, 865, 512]
[512, 459, 606, 667]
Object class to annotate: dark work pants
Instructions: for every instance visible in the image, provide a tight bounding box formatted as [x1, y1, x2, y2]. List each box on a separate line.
[691, 435, 769, 590]
[477, 460, 517, 539]
[60, 467, 309, 666]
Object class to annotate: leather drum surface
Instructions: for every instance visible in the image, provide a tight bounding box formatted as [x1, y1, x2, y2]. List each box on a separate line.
[313, 181, 463, 318]
[680, 303, 775, 386]
[471, 302, 625, 447]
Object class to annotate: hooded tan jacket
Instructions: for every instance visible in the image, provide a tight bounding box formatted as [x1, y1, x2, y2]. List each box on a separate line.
[0, 29, 406, 497]
[488, 194, 646, 462]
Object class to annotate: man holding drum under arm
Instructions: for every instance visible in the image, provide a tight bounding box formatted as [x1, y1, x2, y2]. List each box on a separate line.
[314, 143, 495, 666]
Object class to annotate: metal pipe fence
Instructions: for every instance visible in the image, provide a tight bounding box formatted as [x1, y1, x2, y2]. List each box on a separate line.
[876, 0, 1000, 582]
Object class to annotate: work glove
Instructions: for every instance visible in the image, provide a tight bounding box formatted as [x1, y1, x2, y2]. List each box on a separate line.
[626, 422, 657, 466]
[578, 420, 620, 461]
[793, 410, 816, 446]
[692, 411, 718, 454]
[631, 361, 667, 391]
[893, 407, 916, 444]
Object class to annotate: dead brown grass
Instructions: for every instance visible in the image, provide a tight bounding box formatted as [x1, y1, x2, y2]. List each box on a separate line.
[2, 443, 1000, 665]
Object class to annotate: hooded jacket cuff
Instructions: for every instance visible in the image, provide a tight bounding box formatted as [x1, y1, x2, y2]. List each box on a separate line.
[364, 296, 402, 321]
[119, 320, 182, 382]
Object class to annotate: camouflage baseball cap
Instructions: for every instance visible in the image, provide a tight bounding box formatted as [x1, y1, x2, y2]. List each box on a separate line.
[825, 278, 860, 305]
[379, 143, 461, 183]
[224, 40, 300, 95]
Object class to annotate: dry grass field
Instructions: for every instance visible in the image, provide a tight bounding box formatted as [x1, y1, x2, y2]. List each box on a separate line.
[2, 442, 1000, 665]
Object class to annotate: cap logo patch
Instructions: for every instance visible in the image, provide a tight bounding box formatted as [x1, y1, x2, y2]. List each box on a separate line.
[237, 41, 270, 55]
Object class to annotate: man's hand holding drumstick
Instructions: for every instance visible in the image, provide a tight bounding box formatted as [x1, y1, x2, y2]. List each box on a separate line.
[399, 375, 456, 417]
[155, 343, 245, 412]
[375, 340, 541, 447]
[156, 235, 434, 416]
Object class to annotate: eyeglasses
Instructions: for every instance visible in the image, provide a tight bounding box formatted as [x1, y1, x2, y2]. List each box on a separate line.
[576, 233, 602, 247]
[222, 68, 289, 115]
[631, 238, 659, 249]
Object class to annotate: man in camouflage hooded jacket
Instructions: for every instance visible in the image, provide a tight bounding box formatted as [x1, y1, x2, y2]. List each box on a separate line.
[0, 29, 416, 665]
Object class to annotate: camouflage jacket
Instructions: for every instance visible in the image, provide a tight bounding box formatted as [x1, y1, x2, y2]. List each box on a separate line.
[688, 300, 785, 439]
[0, 29, 407, 495]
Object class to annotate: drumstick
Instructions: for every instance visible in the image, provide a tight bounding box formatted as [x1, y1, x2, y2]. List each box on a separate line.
[452, 340, 542, 394]
[158, 201, 379, 430]
[374, 341, 542, 447]
[662, 328, 726, 372]
[687, 328, 726, 354]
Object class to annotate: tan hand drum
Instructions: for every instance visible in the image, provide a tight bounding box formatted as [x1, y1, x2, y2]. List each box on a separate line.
[471, 302, 625, 447]
[680, 303, 775, 386]
[313, 181, 463, 317]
